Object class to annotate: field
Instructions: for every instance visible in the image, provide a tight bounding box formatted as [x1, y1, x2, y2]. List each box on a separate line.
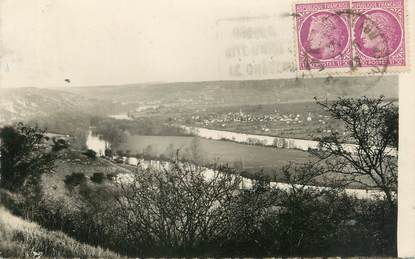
[171, 100, 397, 140]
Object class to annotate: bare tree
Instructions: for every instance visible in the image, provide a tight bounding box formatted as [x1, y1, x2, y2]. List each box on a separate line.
[312, 96, 398, 209]
[112, 162, 241, 255]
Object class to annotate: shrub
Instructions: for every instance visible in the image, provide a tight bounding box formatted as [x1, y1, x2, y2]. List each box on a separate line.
[83, 149, 97, 159]
[52, 138, 69, 152]
[91, 172, 105, 184]
[64, 173, 86, 189]
[0, 122, 55, 192]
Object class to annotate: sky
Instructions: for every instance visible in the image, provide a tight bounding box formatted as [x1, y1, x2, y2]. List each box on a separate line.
[0, 0, 293, 88]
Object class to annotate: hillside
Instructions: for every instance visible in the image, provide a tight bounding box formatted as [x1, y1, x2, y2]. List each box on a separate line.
[0, 87, 114, 125]
[0, 205, 121, 258]
[65, 75, 398, 105]
[0, 76, 398, 127]
[0, 149, 135, 258]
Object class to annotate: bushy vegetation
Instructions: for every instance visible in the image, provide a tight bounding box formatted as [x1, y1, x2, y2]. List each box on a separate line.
[0, 122, 55, 192]
[64, 172, 87, 189]
[91, 172, 105, 184]
[1, 161, 397, 257]
[312, 96, 398, 254]
[83, 149, 97, 159]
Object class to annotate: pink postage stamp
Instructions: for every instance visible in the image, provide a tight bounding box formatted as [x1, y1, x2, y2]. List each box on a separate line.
[295, 1, 352, 71]
[352, 0, 406, 68]
[294, 0, 407, 72]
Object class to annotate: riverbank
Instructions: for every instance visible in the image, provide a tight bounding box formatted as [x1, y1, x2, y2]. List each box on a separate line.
[178, 125, 398, 156]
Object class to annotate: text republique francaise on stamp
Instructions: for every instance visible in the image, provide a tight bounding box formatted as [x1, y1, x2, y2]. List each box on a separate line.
[295, 0, 407, 73]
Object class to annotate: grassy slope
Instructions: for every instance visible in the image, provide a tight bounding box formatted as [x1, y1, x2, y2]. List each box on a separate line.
[0, 206, 122, 258]
[52, 148, 132, 181]
[41, 149, 134, 207]
[0, 150, 133, 258]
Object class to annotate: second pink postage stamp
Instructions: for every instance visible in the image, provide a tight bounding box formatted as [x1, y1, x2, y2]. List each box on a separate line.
[294, 0, 407, 72]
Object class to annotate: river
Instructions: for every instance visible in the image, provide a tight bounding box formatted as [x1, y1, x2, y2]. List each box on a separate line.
[179, 125, 397, 157]
[85, 129, 386, 199]
[105, 113, 396, 156]
[86, 130, 314, 171]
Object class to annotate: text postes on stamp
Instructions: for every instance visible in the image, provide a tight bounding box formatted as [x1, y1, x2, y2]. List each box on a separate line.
[294, 0, 407, 73]
[295, 1, 352, 71]
[353, 0, 405, 67]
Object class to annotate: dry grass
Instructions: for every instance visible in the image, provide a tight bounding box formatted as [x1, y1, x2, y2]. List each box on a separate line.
[0, 206, 122, 258]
